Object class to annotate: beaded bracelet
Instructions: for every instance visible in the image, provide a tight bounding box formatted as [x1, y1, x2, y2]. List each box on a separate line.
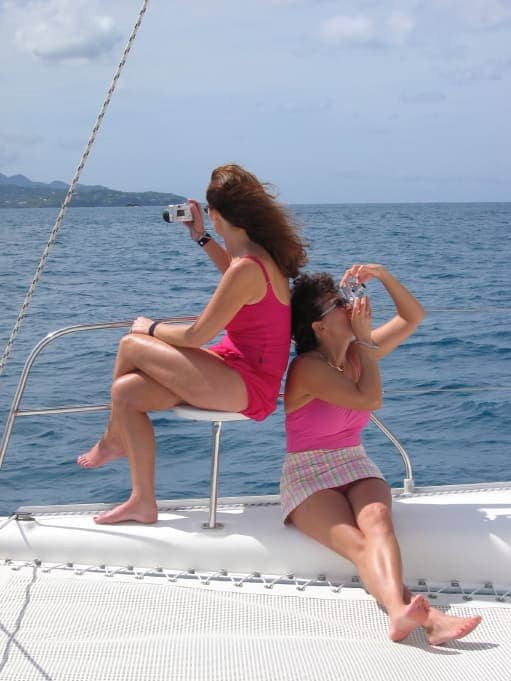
[354, 339, 379, 349]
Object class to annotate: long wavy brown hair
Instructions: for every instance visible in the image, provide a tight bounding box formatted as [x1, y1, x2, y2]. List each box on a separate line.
[206, 164, 308, 278]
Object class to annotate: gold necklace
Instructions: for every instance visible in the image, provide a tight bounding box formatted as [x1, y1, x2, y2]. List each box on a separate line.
[318, 351, 345, 374]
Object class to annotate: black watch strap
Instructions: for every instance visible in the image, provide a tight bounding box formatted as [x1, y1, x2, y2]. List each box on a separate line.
[148, 321, 160, 337]
[197, 232, 212, 247]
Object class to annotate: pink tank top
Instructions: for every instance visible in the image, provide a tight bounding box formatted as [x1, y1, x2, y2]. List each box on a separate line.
[285, 356, 371, 452]
[210, 255, 291, 379]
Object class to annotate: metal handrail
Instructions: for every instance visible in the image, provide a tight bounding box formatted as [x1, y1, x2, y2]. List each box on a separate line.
[0, 317, 196, 468]
[0, 318, 416, 493]
[370, 415, 414, 493]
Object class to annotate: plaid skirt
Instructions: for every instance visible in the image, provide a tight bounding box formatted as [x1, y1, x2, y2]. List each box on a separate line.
[280, 444, 385, 523]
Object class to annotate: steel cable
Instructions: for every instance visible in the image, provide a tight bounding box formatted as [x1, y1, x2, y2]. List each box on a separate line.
[0, 0, 150, 377]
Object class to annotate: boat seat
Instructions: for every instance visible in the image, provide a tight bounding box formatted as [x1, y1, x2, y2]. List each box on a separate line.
[173, 405, 249, 530]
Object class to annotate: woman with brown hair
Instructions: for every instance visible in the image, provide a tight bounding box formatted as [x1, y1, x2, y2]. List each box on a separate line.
[77, 164, 307, 524]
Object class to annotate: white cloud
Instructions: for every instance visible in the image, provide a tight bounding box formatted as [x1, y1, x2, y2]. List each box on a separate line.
[319, 11, 414, 48]
[6, 0, 122, 62]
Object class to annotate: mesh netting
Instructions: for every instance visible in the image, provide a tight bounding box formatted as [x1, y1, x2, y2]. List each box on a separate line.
[0, 567, 509, 681]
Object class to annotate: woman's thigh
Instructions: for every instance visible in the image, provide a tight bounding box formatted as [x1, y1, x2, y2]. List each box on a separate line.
[289, 489, 364, 561]
[120, 335, 248, 412]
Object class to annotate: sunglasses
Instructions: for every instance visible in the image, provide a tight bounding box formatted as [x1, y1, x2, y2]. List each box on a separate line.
[319, 297, 347, 318]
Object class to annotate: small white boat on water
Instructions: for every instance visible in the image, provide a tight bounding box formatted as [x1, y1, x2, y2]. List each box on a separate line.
[0, 320, 510, 681]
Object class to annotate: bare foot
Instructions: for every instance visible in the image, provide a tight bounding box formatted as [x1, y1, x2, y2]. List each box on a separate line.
[77, 438, 126, 469]
[94, 498, 158, 525]
[426, 609, 482, 646]
[389, 595, 430, 642]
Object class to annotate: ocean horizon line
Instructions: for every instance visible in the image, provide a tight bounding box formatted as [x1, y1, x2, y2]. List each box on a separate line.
[1, 199, 510, 210]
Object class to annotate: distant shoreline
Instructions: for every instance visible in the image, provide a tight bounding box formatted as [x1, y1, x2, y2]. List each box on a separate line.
[0, 172, 186, 208]
[0, 187, 187, 209]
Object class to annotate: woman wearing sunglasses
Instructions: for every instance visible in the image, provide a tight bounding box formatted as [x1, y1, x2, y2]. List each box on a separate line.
[77, 164, 307, 524]
[281, 264, 481, 644]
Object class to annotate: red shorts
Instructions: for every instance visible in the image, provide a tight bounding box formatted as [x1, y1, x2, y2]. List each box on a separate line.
[209, 345, 281, 421]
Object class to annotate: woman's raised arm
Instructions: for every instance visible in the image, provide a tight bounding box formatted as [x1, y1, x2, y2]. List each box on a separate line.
[184, 200, 231, 273]
[341, 264, 425, 360]
[131, 257, 265, 348]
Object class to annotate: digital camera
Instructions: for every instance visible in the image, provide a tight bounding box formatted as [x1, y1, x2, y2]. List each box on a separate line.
[340, 277, 367, 304]
[162, 203, 193, 223]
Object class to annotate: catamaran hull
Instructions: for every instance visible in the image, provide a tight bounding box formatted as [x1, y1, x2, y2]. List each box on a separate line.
[1, 483, 510, 589]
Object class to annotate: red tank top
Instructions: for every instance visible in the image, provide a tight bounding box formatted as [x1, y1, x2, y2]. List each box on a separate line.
[210, 255, 291, 379]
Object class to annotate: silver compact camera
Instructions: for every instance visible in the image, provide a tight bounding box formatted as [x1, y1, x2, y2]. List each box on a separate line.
[340, 277, 367, 305]
[162, 203, 193, 223]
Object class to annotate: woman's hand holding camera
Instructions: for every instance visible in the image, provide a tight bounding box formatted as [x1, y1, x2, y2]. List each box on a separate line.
[340, 263, 387, 287]
[350, 296, 373, 344]
[183, 199, 206, 242]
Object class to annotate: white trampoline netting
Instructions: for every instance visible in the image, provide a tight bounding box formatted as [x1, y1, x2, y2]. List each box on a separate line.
[0, 566, 509, 681]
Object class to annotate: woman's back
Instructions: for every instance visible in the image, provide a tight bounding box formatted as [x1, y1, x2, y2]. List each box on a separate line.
[223, 255, 290, 377]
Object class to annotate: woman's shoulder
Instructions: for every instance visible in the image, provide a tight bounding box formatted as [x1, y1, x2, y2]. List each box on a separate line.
[224, 256, 263, 281]
[285, 353, 319, 413]
[227, 253, 269, 278]
[287, 352, 323, 380]
[289, 351, 317, 366]
[235, 252, 290, 303]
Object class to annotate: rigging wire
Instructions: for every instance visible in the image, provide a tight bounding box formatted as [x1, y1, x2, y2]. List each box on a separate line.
[0, 0, 150, 378]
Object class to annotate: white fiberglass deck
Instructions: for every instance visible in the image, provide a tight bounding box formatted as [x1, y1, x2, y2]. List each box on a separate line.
[2, 484, 511, 585]
[0, 483, 510, 680]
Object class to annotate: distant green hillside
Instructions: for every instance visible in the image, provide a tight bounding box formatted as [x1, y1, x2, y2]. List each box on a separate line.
[0, 173, 186, 208]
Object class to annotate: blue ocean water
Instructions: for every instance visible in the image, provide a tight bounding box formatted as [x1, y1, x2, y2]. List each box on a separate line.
[0, 203, 510, 515]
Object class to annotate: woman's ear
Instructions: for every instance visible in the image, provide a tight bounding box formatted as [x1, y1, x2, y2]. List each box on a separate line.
[311, 319, 323, 338]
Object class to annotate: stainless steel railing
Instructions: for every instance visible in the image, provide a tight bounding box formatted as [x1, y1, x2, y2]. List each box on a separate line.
[0, 317, 195, 467]
[0, 318, 415, 493]
[370, 414, 414, 493]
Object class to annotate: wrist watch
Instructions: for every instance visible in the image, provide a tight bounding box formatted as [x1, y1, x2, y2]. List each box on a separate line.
[197, 232, 212, 247]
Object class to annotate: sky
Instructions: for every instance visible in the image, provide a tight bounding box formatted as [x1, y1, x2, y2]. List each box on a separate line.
[0, 0, 510, 203]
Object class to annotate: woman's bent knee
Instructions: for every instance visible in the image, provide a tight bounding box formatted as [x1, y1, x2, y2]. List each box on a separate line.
[119, 333, 142, 355]
[111, 374, 141, 409]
